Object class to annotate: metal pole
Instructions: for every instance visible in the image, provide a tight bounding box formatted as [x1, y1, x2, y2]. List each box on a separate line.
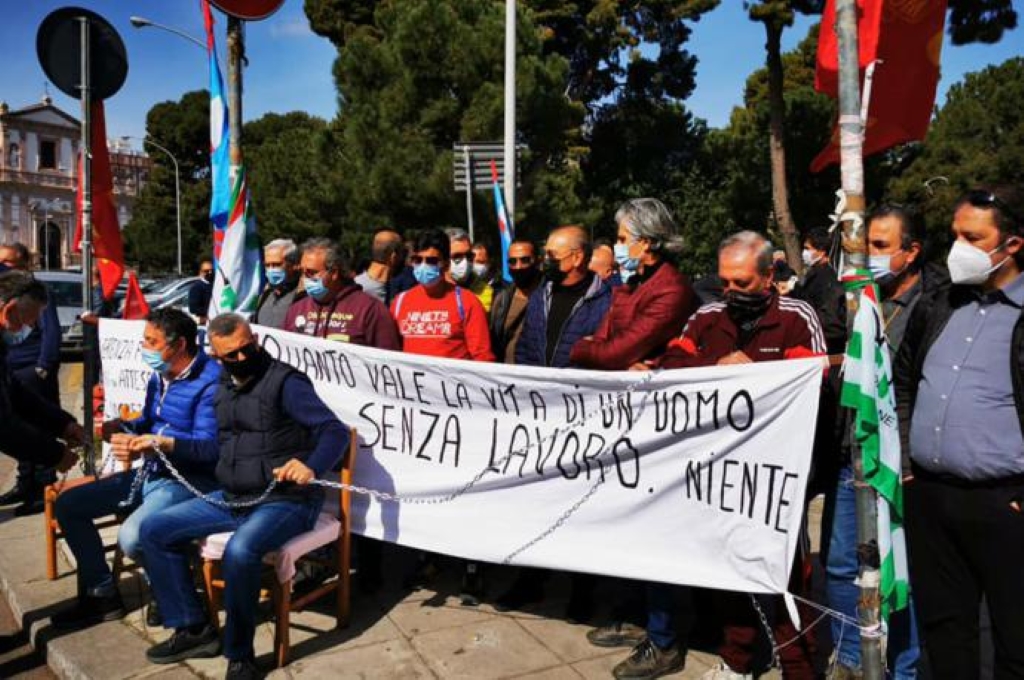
[835, 1, 883, 678]
[78, 15, 97, 476]
[503, 0, 516, 224]
[227, 17, 243, 169]
[463, 146, 475, 242]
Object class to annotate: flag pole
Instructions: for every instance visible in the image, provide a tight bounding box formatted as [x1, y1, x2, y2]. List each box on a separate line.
[503, 0, 515, 225]
[835, 1, 883, 678]
[78, 15, 97, 477]
[227, 16, 243, 169]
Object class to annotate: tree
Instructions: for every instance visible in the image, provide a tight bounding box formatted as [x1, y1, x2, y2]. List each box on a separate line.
[124, 91, 212, 273]
[885, 57, 1024, 247]
[744, 1, 823, 271]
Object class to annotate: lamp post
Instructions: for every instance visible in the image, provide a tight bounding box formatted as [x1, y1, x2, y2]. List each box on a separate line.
[129, 15, 206, 51]
[124, 136, 181, 275]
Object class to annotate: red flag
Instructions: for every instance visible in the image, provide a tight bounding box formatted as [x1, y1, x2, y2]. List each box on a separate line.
[811, 0, 947, 172]
[74, 101, 125, 299]
[122, 272, 151, 320]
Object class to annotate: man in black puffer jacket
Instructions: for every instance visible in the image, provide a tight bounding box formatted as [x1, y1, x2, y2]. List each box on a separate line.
[139, 314, 349, 680]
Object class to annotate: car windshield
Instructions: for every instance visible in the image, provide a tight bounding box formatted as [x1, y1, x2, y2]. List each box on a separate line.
[44, 281, 82, 307]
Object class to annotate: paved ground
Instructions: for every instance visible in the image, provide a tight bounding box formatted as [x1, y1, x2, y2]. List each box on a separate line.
[0, 363, 833, 679]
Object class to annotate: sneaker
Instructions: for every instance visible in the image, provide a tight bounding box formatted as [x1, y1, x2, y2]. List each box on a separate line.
[612, 639, 684, 679]
[587, 621, 647, 648]
[146, 599, 162, 627]
[699, 662, 753, 680]
[226, 657, 260, 679]
[494, 576, 544, 613]
[146, 625, 221, 664]
[459, 562, 484, 607]
[51, 592, 126, 631]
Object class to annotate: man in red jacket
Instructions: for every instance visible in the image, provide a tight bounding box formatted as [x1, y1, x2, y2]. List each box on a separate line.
[636, 230, 823, 680]
[284, 238, 401, 351]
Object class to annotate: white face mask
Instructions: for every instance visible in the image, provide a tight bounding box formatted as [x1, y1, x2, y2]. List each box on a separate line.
[450, 258, 470, 282]
[947, 239, 1010, 286]
[801, 249, 820, 268]
[472, 263, 489, 279]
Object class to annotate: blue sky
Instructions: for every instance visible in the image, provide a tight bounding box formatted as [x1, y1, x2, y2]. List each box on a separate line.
[2, 0, 1021, 149]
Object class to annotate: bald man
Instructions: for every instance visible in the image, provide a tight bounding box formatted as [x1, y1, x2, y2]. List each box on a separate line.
[588, 242, 622, 287]
[355, 229, 406, 304]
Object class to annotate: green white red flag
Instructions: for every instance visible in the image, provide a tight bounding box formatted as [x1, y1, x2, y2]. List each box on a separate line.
[840, 277, 910, 620]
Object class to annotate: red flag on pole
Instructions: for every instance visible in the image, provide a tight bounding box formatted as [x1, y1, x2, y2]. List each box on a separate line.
[74, 101, 125, 299]
[811, 0, 947, 173]
[122, 272, 151, 320]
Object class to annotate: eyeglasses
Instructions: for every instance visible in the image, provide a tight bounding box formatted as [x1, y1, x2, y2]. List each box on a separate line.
[967, 190, 1022, 228]
[450, 254, 469, 263]
[410, 256, 440, 266]
[509, 257, 534, 266]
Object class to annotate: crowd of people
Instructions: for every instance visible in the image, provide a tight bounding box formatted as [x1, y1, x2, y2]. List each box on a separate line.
[1, 187, 1022, 680]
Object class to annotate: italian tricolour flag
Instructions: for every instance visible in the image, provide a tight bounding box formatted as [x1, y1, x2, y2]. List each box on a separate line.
[840, 277, 910, 620]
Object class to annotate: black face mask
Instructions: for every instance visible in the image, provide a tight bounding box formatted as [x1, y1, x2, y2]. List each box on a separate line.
[221, 344, 264, 381]
[202, 271, 214, 283]
[542, 258, 568, 284]
[725, 289, 772, 325]
[510, 267, 540, 290]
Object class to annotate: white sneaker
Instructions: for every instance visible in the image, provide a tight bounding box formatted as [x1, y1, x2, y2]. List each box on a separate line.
[699, 662, 753, 680]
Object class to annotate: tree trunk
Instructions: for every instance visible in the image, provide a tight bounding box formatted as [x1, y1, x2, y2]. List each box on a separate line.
[764, 19, 803, 273]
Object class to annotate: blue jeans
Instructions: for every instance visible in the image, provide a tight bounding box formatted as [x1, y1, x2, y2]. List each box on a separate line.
[826, 465, 920, 678]
[646, 581, 694, 650]
[139, 492, 323, 661]
[53, 470, 200, 592]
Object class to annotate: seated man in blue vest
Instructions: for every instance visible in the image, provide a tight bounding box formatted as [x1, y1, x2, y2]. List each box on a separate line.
[139, 313, 349, 680]
[52, 308, 221, 630]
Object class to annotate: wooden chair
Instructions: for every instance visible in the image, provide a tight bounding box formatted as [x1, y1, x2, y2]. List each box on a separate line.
[43, 459, 131, 581]
[200, 428, 357, 668]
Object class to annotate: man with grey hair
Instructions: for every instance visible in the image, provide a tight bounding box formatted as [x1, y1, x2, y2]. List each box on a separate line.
[446, 227, 495, 313]
[253, 238, 302, 329]
[647, 230, 824, 680]
[571, 198, 696, 370]
[284, 237, 400, 348]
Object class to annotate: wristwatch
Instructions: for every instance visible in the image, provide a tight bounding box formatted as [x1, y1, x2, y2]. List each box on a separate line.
[35, 367, 49, 381]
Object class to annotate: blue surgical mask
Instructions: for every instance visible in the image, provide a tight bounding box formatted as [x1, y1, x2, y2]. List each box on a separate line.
[266, 268, 287, 287]
[141, 348, 170, 374]
[613, 243, 640, 273]
[303, 276, 328, 300]
[413, 263, 442, 287]
[2, 324, 32, 346]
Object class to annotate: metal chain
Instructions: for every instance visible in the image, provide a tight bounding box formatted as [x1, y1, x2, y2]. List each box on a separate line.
[749, 594, 782, 673]
[117, 370, 659, 512]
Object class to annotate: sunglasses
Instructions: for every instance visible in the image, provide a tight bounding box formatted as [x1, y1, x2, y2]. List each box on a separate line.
[967, 190, 1022, 228]
[200, 269, 214, 275]
[509, 256, 534, 266]
[410, 256, 441, 266]
[217, 342, 258, 361]
[450, 254, 470, 263]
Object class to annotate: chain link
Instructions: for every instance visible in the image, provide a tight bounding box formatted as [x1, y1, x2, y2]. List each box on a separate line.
[749, 593, 782, 672]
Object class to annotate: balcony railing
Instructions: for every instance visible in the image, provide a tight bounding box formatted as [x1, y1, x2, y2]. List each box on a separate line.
[0, 168, 75, 189]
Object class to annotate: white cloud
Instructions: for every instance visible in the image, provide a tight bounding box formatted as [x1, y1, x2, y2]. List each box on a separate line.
[270, 17, 312, 40]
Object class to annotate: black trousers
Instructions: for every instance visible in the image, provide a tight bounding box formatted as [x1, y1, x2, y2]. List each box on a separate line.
[905, 470, 1024, 680]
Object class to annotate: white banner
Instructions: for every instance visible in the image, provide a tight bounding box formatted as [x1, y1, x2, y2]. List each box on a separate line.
[100, 319, 822, 594]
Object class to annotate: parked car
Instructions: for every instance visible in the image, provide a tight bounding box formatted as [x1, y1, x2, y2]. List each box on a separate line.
[145, 276, 198, 306]
[35, 271, 85, 353]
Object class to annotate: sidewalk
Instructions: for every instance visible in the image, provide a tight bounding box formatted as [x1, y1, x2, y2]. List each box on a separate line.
[0, 364, 806, 679]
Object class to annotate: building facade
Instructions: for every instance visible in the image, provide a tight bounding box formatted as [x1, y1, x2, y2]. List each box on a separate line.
[0, 97, 150, 269]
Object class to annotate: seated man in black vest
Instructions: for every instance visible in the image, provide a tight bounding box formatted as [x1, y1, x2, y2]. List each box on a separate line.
[138, 313, 349, 680]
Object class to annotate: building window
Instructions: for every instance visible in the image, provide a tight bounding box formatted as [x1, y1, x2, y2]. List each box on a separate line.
[39, 140, 57, 170]
[8, 144, 21, 169]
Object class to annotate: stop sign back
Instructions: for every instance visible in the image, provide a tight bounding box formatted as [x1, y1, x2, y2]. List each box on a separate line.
[209, 0, 284, 21]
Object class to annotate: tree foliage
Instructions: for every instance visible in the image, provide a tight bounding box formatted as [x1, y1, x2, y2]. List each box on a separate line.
[885, 57, 1024, 247]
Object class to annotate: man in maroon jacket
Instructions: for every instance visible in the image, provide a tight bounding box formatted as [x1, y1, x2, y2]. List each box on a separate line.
[570, 198, 697, 370]
[284, 238, 401, 351]
[636, 230, 823, 680]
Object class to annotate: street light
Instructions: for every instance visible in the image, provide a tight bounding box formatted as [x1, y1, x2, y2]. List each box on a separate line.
[129, 15, 206, 52]
[124, 136, 182, 275]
